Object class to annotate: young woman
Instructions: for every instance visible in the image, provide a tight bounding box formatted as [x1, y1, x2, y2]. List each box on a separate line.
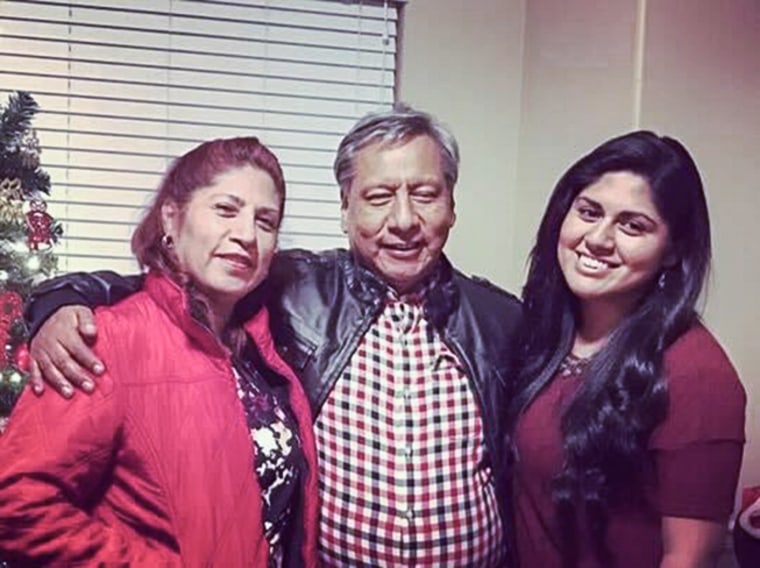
[511, 131, 745, 567]
[0, 138, 319, 566]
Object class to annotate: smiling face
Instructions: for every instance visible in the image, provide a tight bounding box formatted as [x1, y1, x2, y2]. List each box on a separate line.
[340, 135, 456, 293]
[161, 165, 281, 326]
[557, 171, 673, 319]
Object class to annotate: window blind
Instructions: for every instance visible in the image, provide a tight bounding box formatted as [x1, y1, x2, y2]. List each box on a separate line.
[0, 0, 399, 274]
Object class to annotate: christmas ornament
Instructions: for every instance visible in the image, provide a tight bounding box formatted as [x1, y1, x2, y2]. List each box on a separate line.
[10, 240, 28, 254]
[0, 91, 61, 418]
[19, 129, 41, 169]
[14, 345, 29, 372]
[0, 177, 24, 201]
[0, 291, 23, 367]
[0, 195, 23, 225]
[26, 198, 54, 251]
[26, 254, 40, 271]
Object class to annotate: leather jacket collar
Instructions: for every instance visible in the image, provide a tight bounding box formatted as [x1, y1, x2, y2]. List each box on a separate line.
[342, 251, 459, 330]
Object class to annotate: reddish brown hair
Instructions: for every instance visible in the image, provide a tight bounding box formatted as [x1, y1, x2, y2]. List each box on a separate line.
[131, 136, 286, 274]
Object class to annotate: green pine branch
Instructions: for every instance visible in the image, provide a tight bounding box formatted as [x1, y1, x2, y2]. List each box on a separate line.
[0, 91, 39, 149]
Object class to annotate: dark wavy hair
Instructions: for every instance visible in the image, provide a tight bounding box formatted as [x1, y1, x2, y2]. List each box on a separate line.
[511, 131, 711, 566]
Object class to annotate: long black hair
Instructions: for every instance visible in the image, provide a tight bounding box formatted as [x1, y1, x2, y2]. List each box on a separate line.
[511, 131, 711, 566]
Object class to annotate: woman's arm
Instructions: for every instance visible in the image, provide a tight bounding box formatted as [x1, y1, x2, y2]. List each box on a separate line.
[0, 380, 178, 565]
[23, 271, 143, 396]
[653, 328, 747, 568]
[660, 516, 726, 568]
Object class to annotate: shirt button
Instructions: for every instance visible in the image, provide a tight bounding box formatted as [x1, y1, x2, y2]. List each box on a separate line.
[401, 507, 415, 521]
[404, 446, 413, 458]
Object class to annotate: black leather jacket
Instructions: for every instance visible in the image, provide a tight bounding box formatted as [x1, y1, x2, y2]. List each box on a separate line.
[25, 248, 523, 562]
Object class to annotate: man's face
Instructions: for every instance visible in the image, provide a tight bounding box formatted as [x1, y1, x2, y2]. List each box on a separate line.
[341, 135, 456, 293]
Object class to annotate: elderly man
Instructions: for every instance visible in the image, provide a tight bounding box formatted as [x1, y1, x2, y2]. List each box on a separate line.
[25, 105, 522, 566]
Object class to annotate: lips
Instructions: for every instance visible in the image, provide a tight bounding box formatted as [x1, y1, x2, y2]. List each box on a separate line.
[217, 253, 254, 270]
[576, 252, 617, 272]
[382, 241, 423, 258]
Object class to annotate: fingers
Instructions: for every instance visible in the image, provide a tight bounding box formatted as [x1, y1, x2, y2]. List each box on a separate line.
[75, 306, 99, 344]
[29, 306, 103, 397]
[70, 307, 104, 375]
[29, 359, 45, 396]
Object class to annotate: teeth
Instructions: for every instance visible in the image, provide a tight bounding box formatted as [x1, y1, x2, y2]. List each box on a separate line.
[579, 254, 607, 270]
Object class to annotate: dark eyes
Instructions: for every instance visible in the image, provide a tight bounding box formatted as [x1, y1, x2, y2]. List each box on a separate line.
[365, 189, 394, 204]
[412, 188, 438, 202]
[214, 203, 237, 216]
[575, 205, 601, 220]
[214, 202, 278, 232]
[619, 219, 648, 235]
[256, 216, 277, 232]
[364, 186, 440, 204]
[574, 203, 651, 235]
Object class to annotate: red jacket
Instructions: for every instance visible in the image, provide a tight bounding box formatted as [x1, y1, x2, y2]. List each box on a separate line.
[0, 273, 319, 566]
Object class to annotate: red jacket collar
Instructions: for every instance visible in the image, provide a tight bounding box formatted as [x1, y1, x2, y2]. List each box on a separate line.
[143, 271, 272, 360]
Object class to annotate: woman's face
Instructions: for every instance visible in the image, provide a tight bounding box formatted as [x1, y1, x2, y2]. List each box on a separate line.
[557, 171, 673, 316]
[161, 165, 281, 320]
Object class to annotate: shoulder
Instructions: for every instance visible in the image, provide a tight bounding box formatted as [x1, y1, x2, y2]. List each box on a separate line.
[93, 291, 169, 357]
[665, 324, 743, 392]
[94, 290, 159, 329]
[270, 248, 348, 289]
[272, 248, 347, 274]
[448, 269, 523, 350]
[452, 269, 522, 315]
[655, 323, 746, 446]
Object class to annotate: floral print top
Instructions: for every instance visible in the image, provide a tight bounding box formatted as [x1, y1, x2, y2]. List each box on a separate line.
[233, 340, 305, 568]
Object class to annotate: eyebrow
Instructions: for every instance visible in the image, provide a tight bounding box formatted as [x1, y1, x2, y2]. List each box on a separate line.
[255, 206, 280, 217]
[575, 196, 659, 225]
[216, 193, 245, 206]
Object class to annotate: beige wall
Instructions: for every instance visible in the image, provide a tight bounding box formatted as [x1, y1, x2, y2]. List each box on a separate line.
[400, 0, 760, 492]
[398, 0, 525, 289]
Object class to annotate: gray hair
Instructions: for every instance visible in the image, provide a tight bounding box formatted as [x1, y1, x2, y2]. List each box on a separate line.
[333, 103, 460, 198]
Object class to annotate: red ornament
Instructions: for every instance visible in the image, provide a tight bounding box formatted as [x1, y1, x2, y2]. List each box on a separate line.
[0, 291, 23, 367]
[14, 344, 30, 372]
[26, 198, 54, 251]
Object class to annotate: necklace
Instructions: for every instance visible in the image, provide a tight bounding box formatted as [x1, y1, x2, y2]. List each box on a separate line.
[558, 352, 592, 378]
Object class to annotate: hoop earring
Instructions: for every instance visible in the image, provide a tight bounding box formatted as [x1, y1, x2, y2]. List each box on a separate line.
[161, 234, 174, 250]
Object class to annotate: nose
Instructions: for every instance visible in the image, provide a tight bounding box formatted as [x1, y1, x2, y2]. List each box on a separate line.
[584, 220, 614, 253]
[388, 192, 419, 234]
[230, 216, 256, 248]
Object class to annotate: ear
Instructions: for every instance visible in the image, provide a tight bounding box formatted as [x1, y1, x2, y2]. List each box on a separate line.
[448, 190, 457, 228]
[340, 206, 348, 234]
[662, 241, 679, 269]
[662, 251, 678, 269]
[340, 189, 349, 234]
[161, 200, 180, 237]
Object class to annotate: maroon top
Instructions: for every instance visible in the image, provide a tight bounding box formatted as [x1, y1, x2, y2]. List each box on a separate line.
[514, 324, 746, 567]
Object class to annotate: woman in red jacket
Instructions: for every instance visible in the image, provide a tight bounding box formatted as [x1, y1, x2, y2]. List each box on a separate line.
[0, 137, 319, 566]
[511, 131, 745, 567]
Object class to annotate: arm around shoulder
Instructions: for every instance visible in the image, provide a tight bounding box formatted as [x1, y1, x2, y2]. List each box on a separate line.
[24, 270, 143, 338]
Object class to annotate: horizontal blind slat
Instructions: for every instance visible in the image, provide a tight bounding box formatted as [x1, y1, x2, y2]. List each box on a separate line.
[1, 0, 397, 273]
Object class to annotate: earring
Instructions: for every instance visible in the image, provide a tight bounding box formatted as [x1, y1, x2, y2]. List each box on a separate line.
[161, 234, 174, 250]
[657, 271, 667, 290]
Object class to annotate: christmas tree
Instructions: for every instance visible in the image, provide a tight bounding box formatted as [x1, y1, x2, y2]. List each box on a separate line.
[0, 92, 62, 427]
